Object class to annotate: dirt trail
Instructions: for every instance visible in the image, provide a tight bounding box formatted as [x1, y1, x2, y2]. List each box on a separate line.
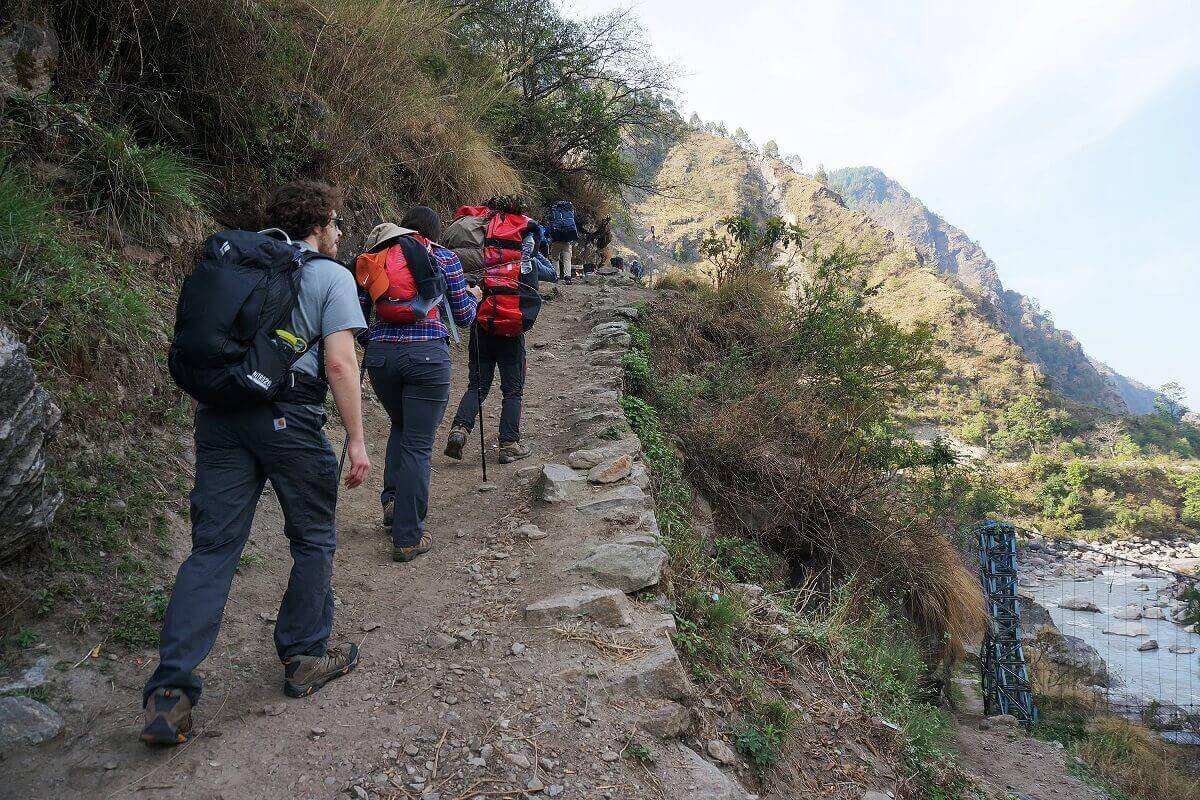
[2, 280, 692, 799]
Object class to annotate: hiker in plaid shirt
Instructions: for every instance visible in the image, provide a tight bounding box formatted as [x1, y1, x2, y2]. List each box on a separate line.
[359, 206, 479, 562]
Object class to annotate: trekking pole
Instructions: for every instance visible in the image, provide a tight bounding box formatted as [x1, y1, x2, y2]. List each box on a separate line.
[472, 321, 488, 483]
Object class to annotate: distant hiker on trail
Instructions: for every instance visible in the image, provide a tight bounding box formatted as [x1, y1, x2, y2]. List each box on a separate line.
[441, 195, 540, 466]
[546, 199, 578, 283]
[144, 181, 369, 746]
[530, 220, 559, 284]
[354, 207, 479, 563]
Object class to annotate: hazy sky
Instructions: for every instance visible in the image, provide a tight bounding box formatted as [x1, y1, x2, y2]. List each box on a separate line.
[570, 0, 1200, 406]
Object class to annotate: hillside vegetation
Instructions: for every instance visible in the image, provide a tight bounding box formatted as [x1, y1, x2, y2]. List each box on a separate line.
[0, 0, 673, 650]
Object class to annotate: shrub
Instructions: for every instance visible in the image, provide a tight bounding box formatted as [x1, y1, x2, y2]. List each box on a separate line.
[1176, 474, 1200, 529]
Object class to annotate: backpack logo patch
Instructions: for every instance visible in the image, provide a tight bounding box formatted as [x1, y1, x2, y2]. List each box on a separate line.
[247, 371, 272, 390]
[273, 417, 287, 431]
[219, 241, 232, 256]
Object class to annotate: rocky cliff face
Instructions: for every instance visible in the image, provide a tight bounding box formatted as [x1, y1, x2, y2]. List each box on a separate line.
[631, 134, 1044, 421]
[828, 166, 1159, 414]
[0, 324, 63, 562]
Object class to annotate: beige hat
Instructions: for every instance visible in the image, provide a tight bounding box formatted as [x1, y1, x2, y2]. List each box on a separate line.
[364, 222, 416, 252]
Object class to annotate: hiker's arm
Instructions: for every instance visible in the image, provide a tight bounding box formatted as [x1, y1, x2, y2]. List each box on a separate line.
[325, 329, 370, 489]
[438, 248, 477, 327]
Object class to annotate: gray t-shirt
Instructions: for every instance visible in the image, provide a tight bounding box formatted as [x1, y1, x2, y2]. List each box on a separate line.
[289, 240, 366, 378]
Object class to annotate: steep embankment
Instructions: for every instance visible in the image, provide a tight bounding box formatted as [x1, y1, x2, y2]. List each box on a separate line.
[829, 166, 1159, 414]
[631, 133, 1044, 422]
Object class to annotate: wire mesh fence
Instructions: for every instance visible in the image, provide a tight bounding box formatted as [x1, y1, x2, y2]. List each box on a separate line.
[991, 521, 1200, 740]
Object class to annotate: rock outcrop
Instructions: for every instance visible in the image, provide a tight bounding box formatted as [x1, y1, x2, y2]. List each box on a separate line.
[0, 324, 62, 561]
[0, 22, 59, 98]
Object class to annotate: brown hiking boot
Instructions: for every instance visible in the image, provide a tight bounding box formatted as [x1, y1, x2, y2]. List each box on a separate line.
[444, 425, 468, 460]
[283, 642, 359, 698]
[393, 535, 433, 563]
[499, 441, 531, 464]
[140, 688, 193, 746]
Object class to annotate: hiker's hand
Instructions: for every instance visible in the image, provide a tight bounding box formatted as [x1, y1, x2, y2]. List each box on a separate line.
[345, 439, 370, 489]
[468, 285, 483, 301]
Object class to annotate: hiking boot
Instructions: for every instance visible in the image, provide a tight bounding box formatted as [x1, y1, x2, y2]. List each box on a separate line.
[499, 441, 532, 464]
[393, 535, 433, 563]
[283, 642, 359, 698]
[140, 688, 193, 746]
[444, 425, 468, 460]
[562, 276, 573, 285]
[382, 499, 394, 529]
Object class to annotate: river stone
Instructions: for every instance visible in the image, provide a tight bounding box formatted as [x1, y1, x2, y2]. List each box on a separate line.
[1112, 605, 1143, 621]
[0, 325, 63, 562]
[1142, 607, 1165, 620]
[576, 484, 648, 515]
[0, 696, 64, 746]
[537, 464, 584, 503]
[674, 744, 748, 800]
[588, 454, 633, 484]
[1138, 640, 1159, 652]
[1169, 644, 1197, 655]
[524, 588, 633, 627]
[1102, 623, 1149, 637]
[575, 543, 666, 592]
[1059, 597, 1101, 612]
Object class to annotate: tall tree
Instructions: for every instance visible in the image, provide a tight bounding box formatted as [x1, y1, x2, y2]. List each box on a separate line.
[762, 139, 780, 158]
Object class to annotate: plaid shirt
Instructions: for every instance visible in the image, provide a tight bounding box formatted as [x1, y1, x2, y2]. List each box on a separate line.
[364, 243, 477, 342]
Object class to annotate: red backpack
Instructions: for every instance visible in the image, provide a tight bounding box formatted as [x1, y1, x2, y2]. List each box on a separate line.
[355, 234, 445, 325]
[445, 209, 541, 336]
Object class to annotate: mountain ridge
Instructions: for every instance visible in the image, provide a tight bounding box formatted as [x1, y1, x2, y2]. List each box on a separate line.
[828, 166, 1160, 415]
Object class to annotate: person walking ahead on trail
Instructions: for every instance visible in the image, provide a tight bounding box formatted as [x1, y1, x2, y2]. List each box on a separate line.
[442, 195, 540, 465]
[142, 181, 370, 746]
[354, 207, 479, 564]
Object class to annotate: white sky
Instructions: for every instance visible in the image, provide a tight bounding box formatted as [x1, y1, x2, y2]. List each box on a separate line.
[569, 0, 1200, 406]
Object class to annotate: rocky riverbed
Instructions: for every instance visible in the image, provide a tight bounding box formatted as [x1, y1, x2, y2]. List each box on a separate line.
[1016, 536, 1200, 729]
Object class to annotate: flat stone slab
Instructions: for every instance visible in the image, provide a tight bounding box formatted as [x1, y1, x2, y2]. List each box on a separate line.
[606, 645, 694, 700]
[568, 437, 641, 470]
[576, 542, 666, 592]
[674, 744, 748, 800]
[0, 696, 64, 747]
[524, 588, 633, 627]
[1102, 623, 1149, 637]
[538, 464, 585, 503]
[588, 454, 633, 484]
[576, 484, 648, 515]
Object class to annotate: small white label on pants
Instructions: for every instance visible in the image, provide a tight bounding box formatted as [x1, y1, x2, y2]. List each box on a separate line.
[273, 417, 287, 431]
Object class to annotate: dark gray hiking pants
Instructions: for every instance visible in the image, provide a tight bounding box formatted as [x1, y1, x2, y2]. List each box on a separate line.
[365, 340, 452, 548]
[144, 403, 338, 706]
[451, 328, 526, 444]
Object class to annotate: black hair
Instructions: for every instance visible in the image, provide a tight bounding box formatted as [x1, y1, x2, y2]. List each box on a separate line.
[401, 205, 442, 241]
[485, 194, 525, 215]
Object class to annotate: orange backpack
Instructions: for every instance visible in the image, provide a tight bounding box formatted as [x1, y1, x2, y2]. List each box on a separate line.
[355, 234, 444, 325]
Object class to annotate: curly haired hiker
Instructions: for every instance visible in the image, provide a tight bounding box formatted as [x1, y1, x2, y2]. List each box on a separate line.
[354, 206, 479, 563]
[143, 181, 369, 746]
[441, 195, 541, 465]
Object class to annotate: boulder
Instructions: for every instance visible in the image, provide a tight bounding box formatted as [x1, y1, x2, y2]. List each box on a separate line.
[1112, 605, 1143, 621]
[524, 588, 633, 627]
[576, 543, 666, 592]
[1138, 640, 1159, 652]
[0, 696, 64, 747]
[673, 745, 748, 800]
[706, 739, 738, 766]
[638, 700, 693, 739]
[588, 454, 633, 484]
[1169, 644, 1197, 655]
[1058, 597, 1101, 613]
[0, 325, 63, 562]
[537, 464, 585, 503]
[0, 22, 59, 97]
[1142, 607, 1165, 620]
[607, 645, 694, 700]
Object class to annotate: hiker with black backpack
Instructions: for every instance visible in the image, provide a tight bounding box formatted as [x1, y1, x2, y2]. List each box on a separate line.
[142, 181, 369, 746]
[441, 196, 540, 466]
[353, 207, 479, 563]
[546, 199, 578, 283]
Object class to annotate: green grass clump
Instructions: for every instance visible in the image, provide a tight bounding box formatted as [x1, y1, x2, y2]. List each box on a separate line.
[112, 588, 170, 649]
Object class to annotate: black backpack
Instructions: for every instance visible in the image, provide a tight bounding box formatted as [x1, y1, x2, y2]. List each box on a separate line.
[168, 230, 322, 408]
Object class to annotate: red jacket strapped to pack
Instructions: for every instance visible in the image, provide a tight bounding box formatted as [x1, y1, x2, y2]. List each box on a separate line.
[355, 233, 443, 325]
